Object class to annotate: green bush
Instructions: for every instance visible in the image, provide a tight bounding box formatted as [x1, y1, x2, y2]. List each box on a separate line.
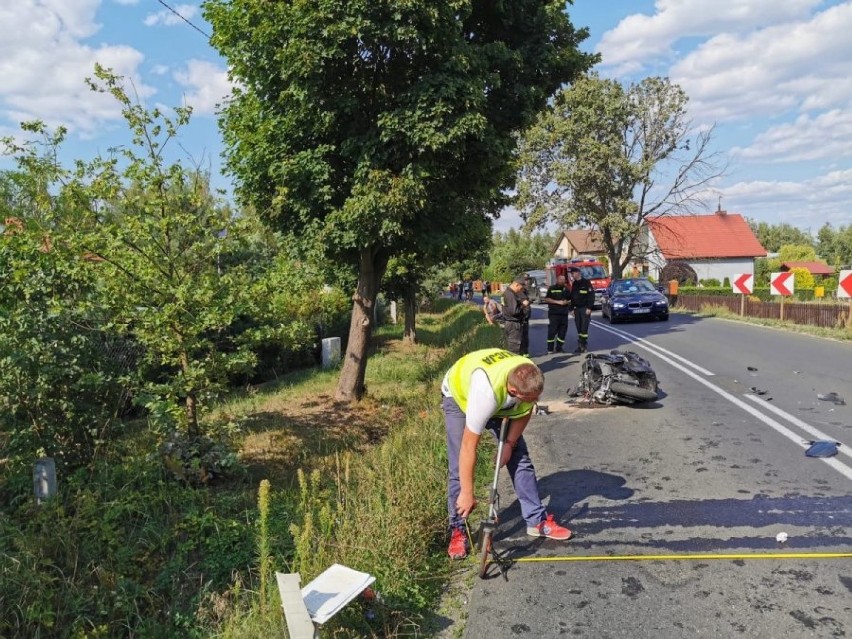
[0, 456, 261, 638]
[678, 286, 730, 296]
[0, 228, 127, 474]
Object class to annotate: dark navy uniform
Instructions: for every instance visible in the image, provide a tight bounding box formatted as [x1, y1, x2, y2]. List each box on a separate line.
[543, 282, 570, 353]
[502, 283, 531, 355]
[568, 271, 596, 352]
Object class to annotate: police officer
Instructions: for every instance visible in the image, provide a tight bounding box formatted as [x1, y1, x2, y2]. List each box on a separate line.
[502, 276, 531, 356]
[542, 274, 570, 353]
[568, 266, 595, 353]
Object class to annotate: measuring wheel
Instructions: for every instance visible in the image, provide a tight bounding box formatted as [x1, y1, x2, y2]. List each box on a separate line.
[478, 519, 495, 578]
[477, 417, 511, 579]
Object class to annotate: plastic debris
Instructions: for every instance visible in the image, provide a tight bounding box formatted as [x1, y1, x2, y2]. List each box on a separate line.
[805, 440, 841, 457]
[749, 387, 769, 396]
[747, 366, 758, 372]
[775, 532, 788, 544]
[817, 392, 846, 406]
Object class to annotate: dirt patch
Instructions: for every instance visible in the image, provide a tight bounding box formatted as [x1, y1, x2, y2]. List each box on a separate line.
[236, 393, 404, 485]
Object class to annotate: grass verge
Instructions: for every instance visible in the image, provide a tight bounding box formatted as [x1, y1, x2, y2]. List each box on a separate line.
[678, 304, 852, 341]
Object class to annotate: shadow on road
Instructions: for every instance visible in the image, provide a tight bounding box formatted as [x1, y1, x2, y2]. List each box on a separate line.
[487, 489, 852, 572]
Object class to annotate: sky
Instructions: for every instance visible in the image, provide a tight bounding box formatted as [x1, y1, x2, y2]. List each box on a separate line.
[2, 0, 851, 236]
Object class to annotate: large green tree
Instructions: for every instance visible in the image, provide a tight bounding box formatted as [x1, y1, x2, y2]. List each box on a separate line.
[485, 229, 556, 281]
[516, 75, 723, 277]
[205, 0, 595, 400]
[748, 220, 814, 253]
[816, 222, 852, 267]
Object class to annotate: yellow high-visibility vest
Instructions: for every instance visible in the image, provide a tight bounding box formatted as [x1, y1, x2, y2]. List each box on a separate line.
[446, 348, 534, 418]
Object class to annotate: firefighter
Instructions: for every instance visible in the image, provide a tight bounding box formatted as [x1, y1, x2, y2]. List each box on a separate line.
[568, 266, 595, 353]
[542, 274, 570, 353]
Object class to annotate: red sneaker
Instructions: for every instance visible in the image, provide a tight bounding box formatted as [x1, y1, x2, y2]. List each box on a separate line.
[447, 527, 469, 559]
[527, 513, 573, 540]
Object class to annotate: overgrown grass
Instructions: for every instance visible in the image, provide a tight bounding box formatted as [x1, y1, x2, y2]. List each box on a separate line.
[683, 304, 852, 341]
[221, 299, 503, 638]
[1, 298, 502, 638]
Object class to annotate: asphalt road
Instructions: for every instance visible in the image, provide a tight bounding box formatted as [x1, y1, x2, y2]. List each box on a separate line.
[461, 306, 852, 638]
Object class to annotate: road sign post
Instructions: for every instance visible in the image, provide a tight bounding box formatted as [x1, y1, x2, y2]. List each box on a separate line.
[838, 270, 852, 328]
[770, 272, 795, 320]
[732, 273, 753, 316]
[838, 270, 852, 299]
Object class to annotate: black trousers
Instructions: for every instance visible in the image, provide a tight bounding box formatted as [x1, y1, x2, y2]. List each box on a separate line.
[574, 307, 591, 347]
[504, 321, 529, 355]
[547, 314, 569, 351]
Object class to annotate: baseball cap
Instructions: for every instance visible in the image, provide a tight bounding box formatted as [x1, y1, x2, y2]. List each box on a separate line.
[568, 266, 581, 273]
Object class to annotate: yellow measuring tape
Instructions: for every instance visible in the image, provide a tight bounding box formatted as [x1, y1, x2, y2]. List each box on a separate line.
[462, 523, 852, 564]
[506, 552, 852, 563]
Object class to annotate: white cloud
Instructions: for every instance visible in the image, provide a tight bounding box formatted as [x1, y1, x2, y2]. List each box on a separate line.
[597, 0, 820, 73]
[731, 109, 852, 162]
[721, 168, 852, 228]
[173, 59, 231, 115]
[113, 0, 139, 5]
[671, 2, 852, 123]
[0, 1, 154, 132]
[150, 64, 170, 76]
[144, 4, 198, 27]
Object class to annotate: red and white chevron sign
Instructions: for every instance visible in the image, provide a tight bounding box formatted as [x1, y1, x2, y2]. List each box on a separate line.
[770, 272, 795, 296]
[732, 273, 753, 295]
[838, 270, 852, 299]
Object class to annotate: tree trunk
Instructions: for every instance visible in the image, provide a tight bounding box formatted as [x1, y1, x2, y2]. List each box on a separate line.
[403, 284, 417, 344]
[335, 248, 386, 402]
[180, 350, 199, 436]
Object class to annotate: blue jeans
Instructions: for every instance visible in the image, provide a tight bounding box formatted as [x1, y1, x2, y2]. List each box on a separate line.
[443, 395, 545, 530]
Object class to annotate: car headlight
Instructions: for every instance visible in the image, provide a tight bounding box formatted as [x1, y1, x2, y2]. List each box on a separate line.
[612, 302, 626, 309]
[654, 300, 667, 305]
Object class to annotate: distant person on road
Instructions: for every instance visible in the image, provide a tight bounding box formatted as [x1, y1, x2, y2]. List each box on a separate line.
[482, 280, 491, 295]
[442, 348, 573, 559]
[463, 279, 473, 301]
[568, 266, 595, 353]
[543, 274, 570, 353]
[482, 294, 503, 326]
[501, 276, 531, 356]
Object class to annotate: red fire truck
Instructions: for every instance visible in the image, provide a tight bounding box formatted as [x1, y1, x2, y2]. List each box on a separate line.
[544, 256, 611, 309]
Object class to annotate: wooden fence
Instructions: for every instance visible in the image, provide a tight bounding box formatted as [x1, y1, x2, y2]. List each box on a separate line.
[674, 294, 852, 330]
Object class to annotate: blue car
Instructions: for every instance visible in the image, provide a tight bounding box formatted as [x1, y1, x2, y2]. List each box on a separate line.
[601, 278, 669, 323]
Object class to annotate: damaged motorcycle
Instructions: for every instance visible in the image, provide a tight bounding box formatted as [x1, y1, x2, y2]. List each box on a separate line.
[571, 350, 659, 405]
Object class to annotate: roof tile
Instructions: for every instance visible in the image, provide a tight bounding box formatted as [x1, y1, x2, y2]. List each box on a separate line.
[648, 213, 766, 259]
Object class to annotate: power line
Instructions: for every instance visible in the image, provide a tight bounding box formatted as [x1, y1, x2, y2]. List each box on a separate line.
[153, 0, 210, 40]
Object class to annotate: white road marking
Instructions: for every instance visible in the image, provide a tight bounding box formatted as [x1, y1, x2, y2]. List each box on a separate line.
[744, 394, 852, 461]
[592, 320, 715, 376]
[588, 321, 852, 482]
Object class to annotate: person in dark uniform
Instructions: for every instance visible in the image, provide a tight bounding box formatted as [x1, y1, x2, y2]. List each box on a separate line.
[502, 277, 531, 356]
[568, 266, 595, 353]
[542, 274, 570, 353]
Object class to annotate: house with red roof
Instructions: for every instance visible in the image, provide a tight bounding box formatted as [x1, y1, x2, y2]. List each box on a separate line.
[646, 210, 767, 282]
[779, 261, 835, 278]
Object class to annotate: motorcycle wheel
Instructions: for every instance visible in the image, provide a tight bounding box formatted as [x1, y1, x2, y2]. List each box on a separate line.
[610, 381, 658, 402]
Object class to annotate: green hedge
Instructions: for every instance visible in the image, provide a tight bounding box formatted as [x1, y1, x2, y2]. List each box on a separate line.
[678, 286, 837, 302]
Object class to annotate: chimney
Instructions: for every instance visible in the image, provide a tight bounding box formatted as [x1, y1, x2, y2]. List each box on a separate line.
[716, 195, 726, 216]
